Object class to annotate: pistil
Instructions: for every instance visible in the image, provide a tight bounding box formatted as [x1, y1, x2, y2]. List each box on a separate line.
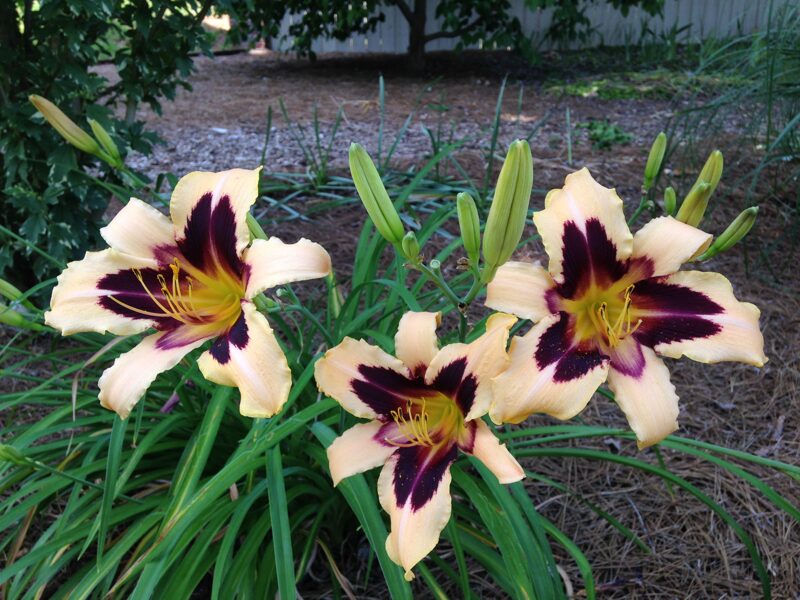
[386, 399, 435, 447]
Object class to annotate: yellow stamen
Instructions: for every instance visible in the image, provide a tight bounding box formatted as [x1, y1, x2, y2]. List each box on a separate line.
[385, 399, 435, 447]
[106, 262, 240, 325]
[594, 285, 642, 347]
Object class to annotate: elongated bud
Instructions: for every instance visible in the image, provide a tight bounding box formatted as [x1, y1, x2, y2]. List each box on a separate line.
[456, 192, 481, 264]
[643, 132, 667, 191]
[481, 140, 533, 282]
[0, 303, 45, 331]
[664, 186, 677, 215]
[401, 231, 420, 262]
[29, 95, 101, 155]
[349, 143, 404, 245]
[698, 207, 758, 260]
[676, 150, 723, 227]
[88, 118, 122, 165]
[0, 444, 29, 466]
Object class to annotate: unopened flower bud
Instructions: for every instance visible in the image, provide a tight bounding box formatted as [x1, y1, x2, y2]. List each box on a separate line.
[88, 118, 122, 165]
[664, 186, 677, 215]
[698, 207, 758, 260]
[482, 140, 533, 282]
[29, 95, 101, 156]
[401, 231, 420, 262]
[349, 143, 404, 245]
[429, 259, 441, 271]
[676, 150, 723, 227]
[643, 132, 667, 191]
[0, 444, 29, 466]
[0, 303, 44, 331]
[456, 192, 480, 264]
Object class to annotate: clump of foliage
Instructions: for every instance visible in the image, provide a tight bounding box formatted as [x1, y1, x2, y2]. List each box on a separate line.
[578, 119, 633, 149]
[0, 0, 212, 289]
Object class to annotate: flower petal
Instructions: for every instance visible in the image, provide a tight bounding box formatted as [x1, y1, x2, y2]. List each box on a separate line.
[485, 261, 556, 322]
[170, 168, 260, 271]
[378, 445, 456, 580]
[533, 168, 632, 299]
[468, 420, 524, 483]
[327, 420, 397, 486]
[630, 216, 712, 279]
[606, 341, 679, 448]
[45, 249, 161, 336]
[632, 271, 766, 366]
[100, 198, 175, 260]
[243, 237, 331, 298]
[394, 311, 440, 375]
[314, 337, 412, 419]
[490, 313, 609, 424]
[425, 313, 517, 421]
[98, 330, 207, 419]
[197, 302, 291, 418]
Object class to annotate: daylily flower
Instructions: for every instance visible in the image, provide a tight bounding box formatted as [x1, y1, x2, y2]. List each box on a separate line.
[46, 168, 331, 418]
[486, 168, 766, 447]
[315, 312, 524, 580]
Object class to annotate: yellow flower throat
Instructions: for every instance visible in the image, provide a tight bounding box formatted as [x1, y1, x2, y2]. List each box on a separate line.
[108, 259, 243, 326]
[567, 283, 642, 348]
[385, 396, 464, 448]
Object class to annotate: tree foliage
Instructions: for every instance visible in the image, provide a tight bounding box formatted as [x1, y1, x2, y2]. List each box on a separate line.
[223, 0, 665, 68]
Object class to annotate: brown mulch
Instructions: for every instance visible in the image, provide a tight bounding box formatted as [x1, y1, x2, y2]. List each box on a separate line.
[29, 50, 800, 597]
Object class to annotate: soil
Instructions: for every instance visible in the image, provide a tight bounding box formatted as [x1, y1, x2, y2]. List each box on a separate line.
[36, 50, 800, 597]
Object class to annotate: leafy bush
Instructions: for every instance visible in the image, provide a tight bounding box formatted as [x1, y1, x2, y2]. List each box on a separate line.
[0, 0, 212, 289]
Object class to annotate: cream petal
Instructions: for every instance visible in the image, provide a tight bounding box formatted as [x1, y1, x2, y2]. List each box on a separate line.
[425, 313, 517, 422]
[98, 330, 207, 419]
[170, 168, 261, 257]
[377, 450, 454, 581]
[327, 420, 396, 486]
[243, 237, 331, 298]
[485, 261, 556, 322]
[634, 271, 766, 367]
[607, 343, 679, 448]
[489, 313, 609, 425]
[197, 302, 291, 418]
[631, 216, 712, 278]
[394, 311, 440, 373]
[45, 249, 159, 336]
[469, 420, 524, 483]
[100, 198, 174, 259]
[533, 168, 633, 287]
[314, 336, 410, 420]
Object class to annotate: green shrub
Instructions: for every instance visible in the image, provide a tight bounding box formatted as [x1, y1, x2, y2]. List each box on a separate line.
[0, 0, 212, 289]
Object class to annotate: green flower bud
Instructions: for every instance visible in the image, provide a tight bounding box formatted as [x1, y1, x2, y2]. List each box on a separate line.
[481, 139, 533, 282]
[664, 186, 677, 216]
[0, 303, 44, 331]
[676, 182, 711, 227]
[698, 207, 758, 260]
[643, 132, 667, 191]
[676, 150, 723, 227]
[29, 95, 101, 156]
[0, 444, 29, 466]
[401, 231, 420, 262]
[456, 192, 480, 264]
[349, 143, 404, 245]
[88, 118, 122, 165]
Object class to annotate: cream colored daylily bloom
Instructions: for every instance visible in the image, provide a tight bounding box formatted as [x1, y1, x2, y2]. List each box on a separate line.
[46, 168, 331, 418]
[487, 168, 766, 447]
[315, 312, 524, 580]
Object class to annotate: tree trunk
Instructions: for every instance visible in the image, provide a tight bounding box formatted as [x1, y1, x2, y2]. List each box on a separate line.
[407, 0, 427, 73]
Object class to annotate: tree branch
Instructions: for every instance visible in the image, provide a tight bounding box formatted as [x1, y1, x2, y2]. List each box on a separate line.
[424, 18, 482, 42]
[392, 0, 414, 24]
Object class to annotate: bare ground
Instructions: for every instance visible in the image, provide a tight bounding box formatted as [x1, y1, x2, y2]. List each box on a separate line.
[58, 50, 800, 597]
